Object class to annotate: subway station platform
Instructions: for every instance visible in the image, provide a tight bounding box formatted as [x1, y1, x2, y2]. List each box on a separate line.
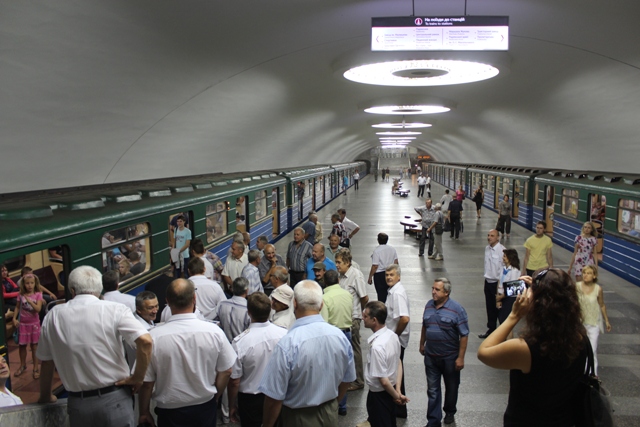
[269, 174, 640, 427]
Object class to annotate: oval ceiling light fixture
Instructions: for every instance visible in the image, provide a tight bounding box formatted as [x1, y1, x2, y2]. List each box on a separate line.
[365, 105, 450, 115]
[372, 122, 432, 129]
[344, 59, 499, 86]
[376, 131, 421, 136]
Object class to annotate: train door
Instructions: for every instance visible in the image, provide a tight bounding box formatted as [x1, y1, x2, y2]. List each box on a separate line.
[544, 186, 555, 234]
[495, 177, 502, 209]
[271, 187, 280, 237]
[513, 180, 521, 219]
[501, 178, 510, 210]
[589, 193, 606, 261]
[168, 211, 194, 276]
[235, 197, 248, 232]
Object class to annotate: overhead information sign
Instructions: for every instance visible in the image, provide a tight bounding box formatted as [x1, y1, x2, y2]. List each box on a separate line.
[371, 16, 509, 51]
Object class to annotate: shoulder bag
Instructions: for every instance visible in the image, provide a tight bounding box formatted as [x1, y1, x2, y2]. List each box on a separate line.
[575, 337, 614, 427]
[435, 213, 444, 235]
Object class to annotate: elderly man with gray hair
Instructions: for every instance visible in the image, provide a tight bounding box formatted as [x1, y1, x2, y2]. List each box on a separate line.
[419, 278, 469, 426]
[242, 249, 264, 295]
[286, 227, 313, 287]
[260, 281, 356, 427]
[37, 266, 152, 427]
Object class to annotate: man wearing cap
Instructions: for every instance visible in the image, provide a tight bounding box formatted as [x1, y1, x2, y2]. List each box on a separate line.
[306, 243, 337, 281]
[320, 269, 354, 416]
[312, 262, 327, 287]
[270, 284, 295, 329]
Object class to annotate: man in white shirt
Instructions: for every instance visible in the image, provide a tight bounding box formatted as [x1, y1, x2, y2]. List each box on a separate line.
[368, 233, 399, 304]
[188, 257, 226, 320]
[338, 209, 360, 247]
[360, 301, 408, 427]
[139, 279, 236, 427]
[440, 189, 453, 212]
[191, 238, 215, 280]
[417, 174, 427, 197]
[270, 283, 296, 330]
[425, 174, 432, 198]
[38, 266, 152, 427]
[384, 264, 410, 419]
[0, 357, 23, 407]
[134, 291, 159, 330]
[228, 292, 287, 425]
[336, 250, 369, 391]
[479, 230, 505, 339]
[101, 270, 136, 313]
[222, 241, 249, 293]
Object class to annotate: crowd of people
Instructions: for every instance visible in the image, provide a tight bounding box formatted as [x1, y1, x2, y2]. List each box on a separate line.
[0, 174, 616, 427]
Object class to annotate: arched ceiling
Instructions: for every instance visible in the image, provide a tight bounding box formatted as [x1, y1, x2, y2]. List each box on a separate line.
[1, 0, 639, 193]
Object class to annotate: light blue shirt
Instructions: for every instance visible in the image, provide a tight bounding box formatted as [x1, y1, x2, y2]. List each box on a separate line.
[258, 314, 356, 408]
[305, 257, 337, 280]
[241, 263, 263, 295]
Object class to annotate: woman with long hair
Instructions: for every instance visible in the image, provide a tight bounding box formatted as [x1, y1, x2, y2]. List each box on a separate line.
[477, 268, 588, 426]
[568, 221, 598, 281]
[473, 184, 484, 218]
[496, 249, 522, 329]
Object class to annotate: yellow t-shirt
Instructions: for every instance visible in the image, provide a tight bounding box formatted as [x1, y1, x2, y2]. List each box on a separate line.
[524, 234, 553, 270]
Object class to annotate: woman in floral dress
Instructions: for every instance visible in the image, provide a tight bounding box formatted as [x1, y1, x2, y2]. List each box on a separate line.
[568, 221, 598, 281]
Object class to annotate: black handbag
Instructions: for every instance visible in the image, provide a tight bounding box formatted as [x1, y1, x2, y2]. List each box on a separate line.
[443, 219, 451, 232]
[576, 338, 614, 427]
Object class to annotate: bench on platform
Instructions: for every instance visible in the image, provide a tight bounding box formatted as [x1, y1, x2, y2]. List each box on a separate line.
[396, 189, 410, 197]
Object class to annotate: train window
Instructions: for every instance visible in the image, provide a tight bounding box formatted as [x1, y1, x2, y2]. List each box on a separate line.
[3, 250, 66, 302]
[206, 202, 228, 243]
[255, 190, 267, 221]
[101, 222, 150, 281]
[618, 199, 640, 238]
[562, 189, 579, 218]
[2, 255, 26, 274]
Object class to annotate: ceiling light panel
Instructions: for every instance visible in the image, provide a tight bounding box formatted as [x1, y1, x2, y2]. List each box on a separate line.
[365, 105, 450, 115]
[376, 131, 421, 136]
[344, 59, 499, 86]
[372, 122, 432, 129]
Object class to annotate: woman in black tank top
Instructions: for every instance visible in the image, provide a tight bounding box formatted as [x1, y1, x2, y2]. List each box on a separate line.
[477, 268, 587, 426]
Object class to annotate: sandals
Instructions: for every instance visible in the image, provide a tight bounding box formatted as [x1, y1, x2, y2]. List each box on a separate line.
[14, 365, 27, 377]
[33, 369, 40, 379]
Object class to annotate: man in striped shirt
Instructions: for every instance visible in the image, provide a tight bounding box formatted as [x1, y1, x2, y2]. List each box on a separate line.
[286, 227, 313, 287]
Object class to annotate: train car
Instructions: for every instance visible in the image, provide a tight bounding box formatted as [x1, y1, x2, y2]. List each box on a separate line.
[0, 163, 364, 368]
[466, 165, 548, 231]
[533, 171, 640, 287]
[427, 160, 640, 288]
[427, 163, 472, 197]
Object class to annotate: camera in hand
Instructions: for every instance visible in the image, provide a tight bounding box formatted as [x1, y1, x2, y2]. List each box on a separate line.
[503, 279, 527, 298]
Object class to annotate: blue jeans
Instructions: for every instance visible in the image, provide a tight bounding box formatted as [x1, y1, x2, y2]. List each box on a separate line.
[424, 355, 460, 427]
[339, 330, 352, 412]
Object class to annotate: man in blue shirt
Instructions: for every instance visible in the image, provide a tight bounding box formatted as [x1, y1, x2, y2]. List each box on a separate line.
[419, 278, 469, 426]
[259, 280, 355, 426]
[306, 243, 337, 280]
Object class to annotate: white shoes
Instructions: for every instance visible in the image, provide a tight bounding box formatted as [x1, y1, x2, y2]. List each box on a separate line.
[435, 256, 444, 260]
[356, 421, 371, 427]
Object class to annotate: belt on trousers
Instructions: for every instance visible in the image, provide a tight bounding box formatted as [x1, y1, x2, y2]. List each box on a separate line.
[289, 270, 305, 273]
[68, 385, 121, 398]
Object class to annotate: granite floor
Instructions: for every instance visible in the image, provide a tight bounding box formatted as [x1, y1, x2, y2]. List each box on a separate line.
[268, 174, 640, 427]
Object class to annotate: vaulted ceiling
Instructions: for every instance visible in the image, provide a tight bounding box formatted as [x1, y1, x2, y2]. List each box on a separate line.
[2, 0, 639, 193]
